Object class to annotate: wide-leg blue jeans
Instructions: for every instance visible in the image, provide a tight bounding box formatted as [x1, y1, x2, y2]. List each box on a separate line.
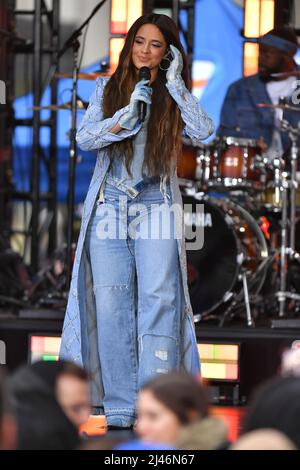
[85, 179, 182, 426]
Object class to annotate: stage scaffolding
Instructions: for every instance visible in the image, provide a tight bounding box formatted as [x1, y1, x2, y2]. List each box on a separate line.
[11, 0, 60, 273]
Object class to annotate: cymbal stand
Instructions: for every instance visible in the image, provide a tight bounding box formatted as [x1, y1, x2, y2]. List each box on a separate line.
[276, 120, 300, 316]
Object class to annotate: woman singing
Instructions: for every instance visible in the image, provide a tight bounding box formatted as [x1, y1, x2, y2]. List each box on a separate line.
[60, 13, 214, 430]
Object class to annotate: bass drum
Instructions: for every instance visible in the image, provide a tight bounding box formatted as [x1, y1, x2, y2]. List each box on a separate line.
[182, 194, 269, 321]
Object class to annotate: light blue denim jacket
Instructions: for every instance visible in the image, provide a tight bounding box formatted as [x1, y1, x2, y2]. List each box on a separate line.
[59, 75, 214, 406]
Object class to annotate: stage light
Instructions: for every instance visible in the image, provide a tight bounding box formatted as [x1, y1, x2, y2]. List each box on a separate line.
[198, 342, 239, 381]
[109, 0, 143, 73]
[127, 0, 143, 31]
[110, 0, 143, 34]
[243, 0, 275, 76]
[110, 0, 128, 34]
[260, 0, 275, 36]
[109, 37, 125, 73]
[243, 42, 260, 77]
[244, 0, 261, 38]
[29, 335, 61, 363]
[244, 0, 275, 37]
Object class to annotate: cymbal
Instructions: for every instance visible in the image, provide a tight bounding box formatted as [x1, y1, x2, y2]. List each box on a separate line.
[270, 70, 300, 79]
[55, 71, 111, 80]
[257, 103, 300, 112]
[29, 99, 88, 111]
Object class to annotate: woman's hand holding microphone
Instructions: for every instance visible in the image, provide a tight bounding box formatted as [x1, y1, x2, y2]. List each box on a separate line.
[116, 45, 184, 132]
[117, 45, 183, 131]
[118, 79, 152, 130]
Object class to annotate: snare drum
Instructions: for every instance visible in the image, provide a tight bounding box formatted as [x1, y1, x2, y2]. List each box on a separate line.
[206, 136, 265, 190]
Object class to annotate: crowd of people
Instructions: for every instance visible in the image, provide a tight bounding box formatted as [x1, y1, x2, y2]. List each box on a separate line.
[1, 345, 300, 450]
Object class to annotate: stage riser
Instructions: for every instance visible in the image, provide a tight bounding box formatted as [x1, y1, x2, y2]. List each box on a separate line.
[1, 319, 299, 407]
[197, 327, 300, 404]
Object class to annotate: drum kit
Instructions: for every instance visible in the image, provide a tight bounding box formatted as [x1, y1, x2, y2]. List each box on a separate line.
[180, 101, 300, 326]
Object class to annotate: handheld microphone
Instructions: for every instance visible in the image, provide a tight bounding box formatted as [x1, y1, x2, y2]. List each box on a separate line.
[138, 66, 151, 122]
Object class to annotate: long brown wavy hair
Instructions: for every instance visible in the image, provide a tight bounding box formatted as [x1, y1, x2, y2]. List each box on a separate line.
[102, 14, 189, 179]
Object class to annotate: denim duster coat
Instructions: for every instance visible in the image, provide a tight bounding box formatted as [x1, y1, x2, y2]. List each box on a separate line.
[59, 75, 214, 406]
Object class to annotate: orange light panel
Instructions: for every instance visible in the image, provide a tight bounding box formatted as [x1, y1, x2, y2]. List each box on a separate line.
[111, 0, 127, 34]
[198, 343, 240, 381]
[244, 42, 259, 77]
[109, 37, 125, 73]
[30, 335, 61, 363]
[260, 0, 275, 35]
[244, 0, 260, 38]
[44, 337, 62, 354]
[31, 336, 45, 353]
[202, 363, 227, 380]
[243, 0, 275, 77]
[109, 0, 143, 73]
[215, 344, 239, 361]
[226, 364, 239, 380]
[198, 343, 214, 360]
[127, 0, 142, 31]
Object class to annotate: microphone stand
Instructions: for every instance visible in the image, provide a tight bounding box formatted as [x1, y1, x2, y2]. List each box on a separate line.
[41, 0, 108, 291]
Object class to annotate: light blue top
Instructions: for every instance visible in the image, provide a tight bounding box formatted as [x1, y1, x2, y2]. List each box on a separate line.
[106, 104, 153, 189]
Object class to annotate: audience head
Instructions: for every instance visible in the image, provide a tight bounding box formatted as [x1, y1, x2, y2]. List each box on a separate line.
[281, 347, 300, 377]
[135, 372, 209, 445]
[42, 360, 91, 429]
[9, 360, 90, 449]
[0, 369, 17, 450]
[243, 376, 300, 449]
[231, 429, 296, 451]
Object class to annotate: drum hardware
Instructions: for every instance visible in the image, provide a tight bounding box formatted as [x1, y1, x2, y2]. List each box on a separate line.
[250, 154, 268, 173]
[177, 120, 300, 324]
[275, 118, 300, 317]
[218, 253, 276, 327]
[257, 103, 300, 113]
[242, 269, 254, 326]
[28, 97, 88, 111]
[183, 195, 269, 325]
[178, 177, 196, 189]
[218, 267, 254, 327]
[276, 291, 300, 303]
[270, 70, 300, 79]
